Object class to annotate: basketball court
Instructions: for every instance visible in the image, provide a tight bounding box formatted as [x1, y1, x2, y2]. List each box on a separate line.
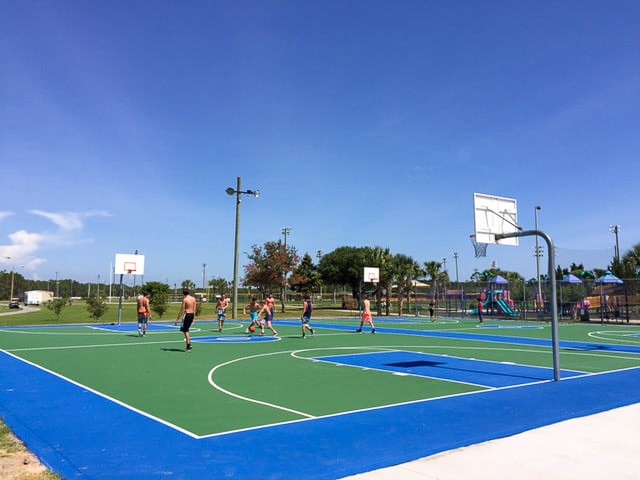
[1, 316, 640, 478]
[1, 196, 637, 478]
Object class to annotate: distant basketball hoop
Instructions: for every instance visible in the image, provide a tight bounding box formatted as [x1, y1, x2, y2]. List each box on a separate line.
[470, 234, 488, 258]
[363, 267, 380, 283]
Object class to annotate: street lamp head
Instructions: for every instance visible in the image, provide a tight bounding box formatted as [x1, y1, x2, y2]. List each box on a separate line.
[226, 187, 236, 196]
[247, 189, 260, 198]
[535, 205, 541, 210]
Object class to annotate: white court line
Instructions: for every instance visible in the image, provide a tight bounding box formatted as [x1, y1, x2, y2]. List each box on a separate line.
[207, 350, 316, 419]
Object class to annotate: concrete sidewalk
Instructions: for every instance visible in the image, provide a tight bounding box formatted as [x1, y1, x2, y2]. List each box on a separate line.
[346, 403, 640, 480]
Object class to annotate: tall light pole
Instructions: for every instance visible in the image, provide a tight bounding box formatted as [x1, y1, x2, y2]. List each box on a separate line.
[609, 225, 621, 264]
[226, 177, 260, 319]
[281, 228, 292, 310]
[55, 271, 59, 298]
[316, 250, 323, 300]
[202, 263, 207, 293]
[534, 206, 542, 311]
[453, 252, 460, 312]
[4, 257, 15, 301]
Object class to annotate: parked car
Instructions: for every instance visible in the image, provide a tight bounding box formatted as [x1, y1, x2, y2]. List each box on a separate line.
[9, 298, 20, 309]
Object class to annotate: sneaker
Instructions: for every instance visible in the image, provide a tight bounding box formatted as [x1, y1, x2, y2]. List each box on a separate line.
[138, 331, 142, 337]
[310, 328, 315, 335]
[355, 329, 362, 333]
[186, 346, 192, 352]
[302, 335, 306, 339]
[371, 329, 376, 334]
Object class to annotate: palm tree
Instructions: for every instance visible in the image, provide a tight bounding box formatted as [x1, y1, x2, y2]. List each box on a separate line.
[621, 242, 640, 284]
[423, 261, 443, 302]
[393, 254, 422, 316]
[364, 247, 393, 316]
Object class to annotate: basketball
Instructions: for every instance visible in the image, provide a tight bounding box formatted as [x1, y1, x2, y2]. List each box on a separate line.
[249, 324, 256, 333]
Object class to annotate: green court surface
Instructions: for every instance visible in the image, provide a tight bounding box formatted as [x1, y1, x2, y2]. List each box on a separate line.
[2, 317, 639, 439]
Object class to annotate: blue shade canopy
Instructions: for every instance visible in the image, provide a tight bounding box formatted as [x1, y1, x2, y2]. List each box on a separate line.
[595, 271, 624, 285]
[561, 274, 583, 285]
[492, 275, 509, 285]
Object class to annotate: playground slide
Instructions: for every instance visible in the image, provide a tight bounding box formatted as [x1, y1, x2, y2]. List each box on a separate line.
[495, 298, 519, 317]
[468, 298, 519, 317]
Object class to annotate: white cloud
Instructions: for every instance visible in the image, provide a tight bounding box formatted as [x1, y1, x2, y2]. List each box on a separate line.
[0, 211, 15, 221]
[0, 210, 111, 275]
[30, 210, 111, 232]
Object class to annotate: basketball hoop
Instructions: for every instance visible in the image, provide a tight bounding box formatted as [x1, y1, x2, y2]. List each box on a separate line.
[470, 234, 488, 258]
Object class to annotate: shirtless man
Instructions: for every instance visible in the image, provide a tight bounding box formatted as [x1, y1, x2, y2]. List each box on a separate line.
[137, 291, 152, 336]
[216, 293, 229, 332]
[356, 295, 376, 334]
[177, 289, 197, 352]
[259, 293, 279, 336]
[244, 297, 261, 333]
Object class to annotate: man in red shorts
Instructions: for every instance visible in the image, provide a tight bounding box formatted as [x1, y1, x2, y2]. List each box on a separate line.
[356, 295, 376, 334]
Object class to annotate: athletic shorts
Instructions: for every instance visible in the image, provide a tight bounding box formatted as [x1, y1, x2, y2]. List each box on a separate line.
[217, 309, 226, 320]
[138, 315, 149, 324]
[181, 313, 195, 332]
[301, 316, 311, 324]
[362, 312, 373, 323]
[265, 308, 274, 323]
[250, 312, 258, 321]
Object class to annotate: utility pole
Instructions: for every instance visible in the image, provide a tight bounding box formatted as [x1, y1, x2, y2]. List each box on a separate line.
[202, 263, 207, 293]
[281, 228, 292, 312]
[453, 252, 460, 312]
[316, 250, 323, 301]
[534, 206, 543, 311]
[609, 225, 621, 264]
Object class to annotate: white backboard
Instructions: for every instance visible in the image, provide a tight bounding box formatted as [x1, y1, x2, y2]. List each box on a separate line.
[473, 193, 519, 246]
[363, 267, 380, 283]
[114, 253, 145, 275]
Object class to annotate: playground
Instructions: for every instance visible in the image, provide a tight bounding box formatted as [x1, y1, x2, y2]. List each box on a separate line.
[1, 315, 640, 478]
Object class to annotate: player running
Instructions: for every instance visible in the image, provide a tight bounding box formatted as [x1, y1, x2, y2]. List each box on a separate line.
[301, 294, 315, 338]
[259, 294, 279, 337]
[244, 297, 261, 334]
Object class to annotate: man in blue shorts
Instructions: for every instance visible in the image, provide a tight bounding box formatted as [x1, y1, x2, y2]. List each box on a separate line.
[244, 297, 261, 334]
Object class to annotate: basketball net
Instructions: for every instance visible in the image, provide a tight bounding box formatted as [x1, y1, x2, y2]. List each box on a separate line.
[470, 234, 488, 258]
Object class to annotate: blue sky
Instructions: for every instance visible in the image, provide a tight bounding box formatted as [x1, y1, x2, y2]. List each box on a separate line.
[1, 0, 639, 287]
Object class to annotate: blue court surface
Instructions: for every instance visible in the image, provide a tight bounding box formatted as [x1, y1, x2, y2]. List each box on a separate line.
[1, 320, 640, 479]
[314, 350, 585, 387]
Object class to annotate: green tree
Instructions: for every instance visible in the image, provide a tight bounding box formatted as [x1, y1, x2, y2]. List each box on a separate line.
[363, 246, 393, 315]
[85, 296, 108, 322]
[45, 297, 70, 321]
[393, 254, 422, 316]
[208, 277, 230, 296]
[143, 281, 170, 319]
[244, 240, 300, 311]
[423, 261, 443, 300]
[181, 280, 196, 291]
[289, 253, 322, 294]
[318, 246, 368, 301]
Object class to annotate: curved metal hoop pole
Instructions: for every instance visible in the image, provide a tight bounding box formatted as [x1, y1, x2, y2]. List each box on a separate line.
[495, 229, 560, 381]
